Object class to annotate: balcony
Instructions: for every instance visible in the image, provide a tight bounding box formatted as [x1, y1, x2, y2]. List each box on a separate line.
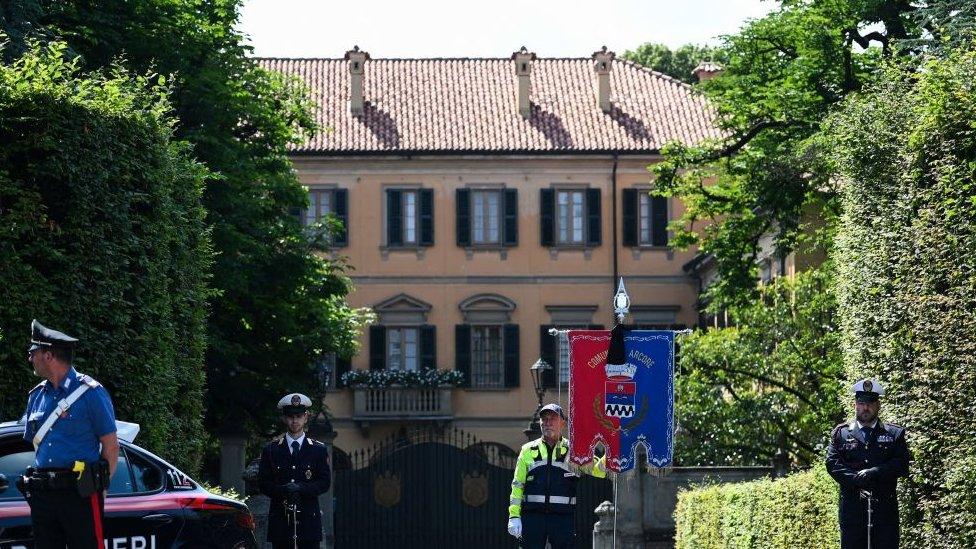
[351, 386, 454, 435]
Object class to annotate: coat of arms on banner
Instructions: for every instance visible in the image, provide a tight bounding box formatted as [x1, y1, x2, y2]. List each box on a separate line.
[567, 325, 675, 473]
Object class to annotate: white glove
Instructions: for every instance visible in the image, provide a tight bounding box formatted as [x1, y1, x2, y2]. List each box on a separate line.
[507, 517, 522, 538]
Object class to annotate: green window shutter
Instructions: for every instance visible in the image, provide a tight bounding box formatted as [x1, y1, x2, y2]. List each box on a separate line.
[335, 356, 351, 385]
[456, 188, 471, 247]
[622, 188, 638, 247]
[387, 190, 403, 246]
[539, 325, 557, 388]
[334, 189, 349, 247]
[651, 196, 669, 247]
[540, 189, 554, 247]
[369, 325, 386, 370]
[586, 188, 602, 246]
[420, 189, 434, 246]
[420, 325, 437, 369]
[503, 188, 518, 247]
[455, 324, 472, 385]
[503, 324, 520, 388]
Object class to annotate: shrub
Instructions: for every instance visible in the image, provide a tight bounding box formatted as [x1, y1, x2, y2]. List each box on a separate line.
[827, 48, 976, 548]
[675, 467, 839, 549]
[0, 42, 211, 473]
[340, 368, 466, 388]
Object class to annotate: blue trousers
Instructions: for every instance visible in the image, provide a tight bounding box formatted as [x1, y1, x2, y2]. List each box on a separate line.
[521, 512, 575, 549]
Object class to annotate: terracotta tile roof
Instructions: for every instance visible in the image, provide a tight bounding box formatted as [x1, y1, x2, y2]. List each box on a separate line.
[258, 56, 721, 155]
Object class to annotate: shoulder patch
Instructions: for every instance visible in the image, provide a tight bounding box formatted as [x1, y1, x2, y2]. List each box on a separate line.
[76, 374, 101, 388]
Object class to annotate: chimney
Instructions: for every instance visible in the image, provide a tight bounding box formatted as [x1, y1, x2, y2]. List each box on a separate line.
[592, 46, 615, 113]
[344, 46, 370, 116]
[692, 61, 723, 83]
[511, 46, 536, 118]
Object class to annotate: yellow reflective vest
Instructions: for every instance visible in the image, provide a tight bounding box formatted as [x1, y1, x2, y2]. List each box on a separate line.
[509, 436, 606, 518]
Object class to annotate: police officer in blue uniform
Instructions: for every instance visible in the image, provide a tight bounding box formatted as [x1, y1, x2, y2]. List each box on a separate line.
[257, 393, 332, 549]
[826, 378, 911, 549]
[20, 320, 118, 549]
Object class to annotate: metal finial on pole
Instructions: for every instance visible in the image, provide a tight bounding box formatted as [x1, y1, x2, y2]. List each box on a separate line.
[613, 277, 630, 324]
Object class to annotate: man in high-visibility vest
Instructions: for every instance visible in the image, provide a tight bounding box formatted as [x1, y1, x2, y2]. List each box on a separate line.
[507, 403, 606, 548]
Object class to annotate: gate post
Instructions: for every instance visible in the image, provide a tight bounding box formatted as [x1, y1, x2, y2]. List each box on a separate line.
[309, 410, 338, 549]
[592, 467, 646, 549]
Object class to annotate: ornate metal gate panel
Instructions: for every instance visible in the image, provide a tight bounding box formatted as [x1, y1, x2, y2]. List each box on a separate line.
[333, 428, 611, 548]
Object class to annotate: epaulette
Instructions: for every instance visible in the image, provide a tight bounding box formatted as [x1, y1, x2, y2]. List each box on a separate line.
[28, 381, 44, 394]
[76, 374, 101, 388]
[275, 434, 286, 445]
[308, 437, 322, 446]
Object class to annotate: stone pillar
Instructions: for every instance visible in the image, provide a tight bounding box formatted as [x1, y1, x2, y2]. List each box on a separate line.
[219, 433, 248, 495]
[309, 411, 338, 549]
[592, 468, 645, 549]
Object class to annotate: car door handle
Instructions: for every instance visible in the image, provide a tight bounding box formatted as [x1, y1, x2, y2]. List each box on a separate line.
[142, 513, 174, 524]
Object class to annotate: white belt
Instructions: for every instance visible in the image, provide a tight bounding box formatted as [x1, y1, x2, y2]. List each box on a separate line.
[524, 495, 576, 505]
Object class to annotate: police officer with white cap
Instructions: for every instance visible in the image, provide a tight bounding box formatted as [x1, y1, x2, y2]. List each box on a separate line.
[20, 320, 118, 549]
[257, 393, 331, 549]
[826, 378, 911, 548]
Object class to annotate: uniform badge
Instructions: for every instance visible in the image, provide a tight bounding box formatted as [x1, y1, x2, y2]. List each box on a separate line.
[863, 379, 873, 392]
[305, 469, 312, 480]
[291, 395, 301, 406]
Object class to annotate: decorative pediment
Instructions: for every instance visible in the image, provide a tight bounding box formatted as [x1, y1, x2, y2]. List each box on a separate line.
[459, 293, 516, 323]
[373, 293, 432, 325]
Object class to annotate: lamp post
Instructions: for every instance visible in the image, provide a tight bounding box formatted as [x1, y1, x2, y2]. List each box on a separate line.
[524, 358, 552, 439]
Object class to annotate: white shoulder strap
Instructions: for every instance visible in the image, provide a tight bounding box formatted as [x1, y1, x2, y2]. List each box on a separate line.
[32, 384, 91, 450]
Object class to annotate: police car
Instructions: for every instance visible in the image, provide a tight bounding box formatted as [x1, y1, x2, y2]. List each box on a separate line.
[0, 420, 257, 548]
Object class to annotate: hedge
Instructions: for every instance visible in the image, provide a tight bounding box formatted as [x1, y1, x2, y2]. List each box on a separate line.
[827, 48, 976, 548]
[675, 467, 839, 549]
[0, 43, 211, 473]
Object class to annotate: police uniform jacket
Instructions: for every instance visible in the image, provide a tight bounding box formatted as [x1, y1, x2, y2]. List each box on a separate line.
[825, 420, 910, 549]
[509, 437, 606, 518]
[21, 367, 116, 469]
[258, 435, 332, 542]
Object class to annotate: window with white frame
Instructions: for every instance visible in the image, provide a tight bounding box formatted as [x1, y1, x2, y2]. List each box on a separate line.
[304, 189, 334, 226]
[401, 190, 419, 245]
[556, 190, 585, 245]
[471, 190, 502, 245]
[470, 326, 504, 388]
[387, 327, 419, 371]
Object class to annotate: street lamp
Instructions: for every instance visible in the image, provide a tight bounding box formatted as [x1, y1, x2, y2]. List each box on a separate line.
[524, 358, 552, 439]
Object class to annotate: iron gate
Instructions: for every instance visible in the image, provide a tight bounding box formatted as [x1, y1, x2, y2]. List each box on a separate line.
[333, 427, 612, 548]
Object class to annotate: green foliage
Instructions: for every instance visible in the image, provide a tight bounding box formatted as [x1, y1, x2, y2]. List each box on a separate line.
[2, 0, 372, 436]
[676, 266, 845, 466]
[340, 369, 466, 388]
[675, 467, 839, 549]
[0, 42, 211, 473]
[827, 47, 976, 549]
[622, 43, 727, 84]
[650, 0, 927, 308]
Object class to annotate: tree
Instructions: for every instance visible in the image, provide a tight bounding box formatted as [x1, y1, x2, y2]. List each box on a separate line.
[622, 43, 727, 84]
[1, 1, 370, 438]
[675, 265, 844, 467]
[0, 42, 211, 472]
[649, 0, 933, 308]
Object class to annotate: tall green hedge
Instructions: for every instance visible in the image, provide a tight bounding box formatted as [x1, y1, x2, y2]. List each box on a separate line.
[675, 468, 839, 549]
[0, 43, 211, 473]
[828, 49, 976, 547]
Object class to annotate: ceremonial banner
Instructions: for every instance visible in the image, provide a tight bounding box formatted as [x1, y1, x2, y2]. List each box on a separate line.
[567, 327, 675, 472]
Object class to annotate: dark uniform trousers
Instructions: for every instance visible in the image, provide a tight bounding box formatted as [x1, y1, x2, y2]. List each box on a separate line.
[258, 436, 331, 546]
[521, 512, 574, 549]
[826, 421, 910, 549]
[29, 487, 105, 549]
